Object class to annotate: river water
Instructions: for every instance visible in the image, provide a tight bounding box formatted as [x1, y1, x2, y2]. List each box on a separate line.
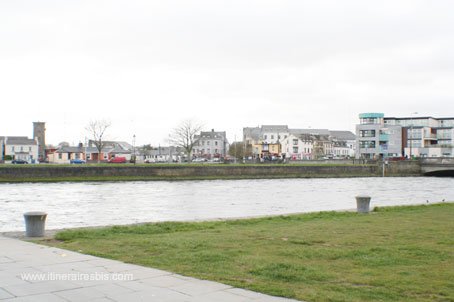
[1, 177, 453, 232]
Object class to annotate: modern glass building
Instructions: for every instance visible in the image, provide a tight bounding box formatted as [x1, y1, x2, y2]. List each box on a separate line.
[356, 113, 402, 159]
[356, 113, 454, 159]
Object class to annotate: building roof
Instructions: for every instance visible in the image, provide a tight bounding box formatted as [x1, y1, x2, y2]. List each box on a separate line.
[145, 146, 183, 156]
[243, 127, 261, 141]
[56, 146, 84, 153]
[329, 130, 356, 141]
[290, 129, 331, 136]
[88, 140, 133, 151]
[384, 116, 454, 121]
[2, 136, 37, 145]
[197, 130, 227, 140]
[0, 136, 28, 141]
[359, 113, 384, 119]
[261, 125, 289, 132]
[289, 133, 330, 142]
[110, 146, 132, 154]
[294, 133, 316, 142]
[85, 146, 114, 153]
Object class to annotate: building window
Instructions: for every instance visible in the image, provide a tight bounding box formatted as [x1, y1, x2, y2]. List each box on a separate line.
[271, 135, 274, 140]
[409, 140, 421, 148]
[360, 118, 381, 124]
[58, 153, 62, 159]
[293, 147, 298, 153]
[215, 141, 218, 146]
[264, 135, 267, 140]
[293, 139, 298, 145]
[360, 141, 376, 148]
[359, 130, 376, 138]
[207, 141, 210, 145]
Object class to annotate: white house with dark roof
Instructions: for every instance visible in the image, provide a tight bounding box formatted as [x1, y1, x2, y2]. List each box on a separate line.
[280, 133, 315, 160]
[193, 129, 229, 159]
[243, 125, 289, 145]
[142, 146, 183, 163]
[0, 136, 39, 163]
[329, 130, 356, 158]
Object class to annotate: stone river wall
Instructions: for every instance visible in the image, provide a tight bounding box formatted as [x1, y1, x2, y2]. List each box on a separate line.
[0, 161, 421, 182]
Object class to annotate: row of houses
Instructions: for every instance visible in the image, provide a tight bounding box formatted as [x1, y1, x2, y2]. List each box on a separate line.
[3, 115, 454, 164]
[0, 123, 357, 164]
[243, 125, 356, 160]
[46, 141, 134, 164]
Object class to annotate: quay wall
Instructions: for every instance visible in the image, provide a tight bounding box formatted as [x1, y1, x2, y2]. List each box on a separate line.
[0, 162, 421, 182]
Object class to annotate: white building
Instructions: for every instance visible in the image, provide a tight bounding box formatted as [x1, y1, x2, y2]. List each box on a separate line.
[142, 146, 182, 163]
[193, 129, 229, 159]
[385, 116, 454, 158]
[280, 133, 315, 160]
[0, 136, 39, 163]
[243, 125, 289, 145]
[330, 130, 356, 158]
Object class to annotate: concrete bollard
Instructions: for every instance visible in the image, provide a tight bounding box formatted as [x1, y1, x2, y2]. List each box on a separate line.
[355, 196, 371, 213]
[24, 212, 47, 237]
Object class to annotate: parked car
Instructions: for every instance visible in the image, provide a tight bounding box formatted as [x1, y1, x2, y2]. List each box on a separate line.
[192, 158, 207, 162]
[387, 156, 406, 161]
[108, 157, 127, 163]
[70, 159, 86, 164]
[12, 159, 28, 164]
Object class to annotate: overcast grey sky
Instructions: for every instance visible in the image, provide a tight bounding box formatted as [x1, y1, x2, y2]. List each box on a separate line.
[1, 0, 453, 146]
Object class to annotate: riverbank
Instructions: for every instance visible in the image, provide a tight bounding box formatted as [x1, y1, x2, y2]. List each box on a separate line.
[38, 203, 454, 302]
[0, 161, 421, 182]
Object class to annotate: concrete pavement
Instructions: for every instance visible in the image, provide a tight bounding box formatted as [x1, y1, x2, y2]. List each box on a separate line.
[0, 236, 301, 301]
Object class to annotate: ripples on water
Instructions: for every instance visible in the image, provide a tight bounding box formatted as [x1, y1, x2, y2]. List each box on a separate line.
[1, 177, 453, 231]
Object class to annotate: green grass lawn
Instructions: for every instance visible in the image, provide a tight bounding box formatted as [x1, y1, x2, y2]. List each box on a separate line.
[42, 203, 454, 302]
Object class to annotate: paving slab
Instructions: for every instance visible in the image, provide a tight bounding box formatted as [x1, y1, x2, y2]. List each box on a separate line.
[0, 236, 302, 301]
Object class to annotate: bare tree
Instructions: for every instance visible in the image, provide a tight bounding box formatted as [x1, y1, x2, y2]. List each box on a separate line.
[86, 120, 111, 163]
[228, 142, 253, 159]
[169, 119, 203, 160]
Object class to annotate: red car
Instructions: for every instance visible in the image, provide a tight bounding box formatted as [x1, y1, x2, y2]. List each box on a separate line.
[108, 157, 127, 163]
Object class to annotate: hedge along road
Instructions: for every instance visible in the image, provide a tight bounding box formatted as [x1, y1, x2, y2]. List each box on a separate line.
[1, 177, 454, 232]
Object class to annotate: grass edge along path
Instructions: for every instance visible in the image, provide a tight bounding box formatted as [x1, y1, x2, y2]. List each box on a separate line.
[40, 203, 454, 302]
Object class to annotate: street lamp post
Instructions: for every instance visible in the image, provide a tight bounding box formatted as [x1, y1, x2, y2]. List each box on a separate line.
[132, 134, 136, 165]
[409, 112, 418, 159]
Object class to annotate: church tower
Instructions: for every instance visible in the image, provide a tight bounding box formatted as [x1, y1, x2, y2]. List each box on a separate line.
[33, 122, 46, 161]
